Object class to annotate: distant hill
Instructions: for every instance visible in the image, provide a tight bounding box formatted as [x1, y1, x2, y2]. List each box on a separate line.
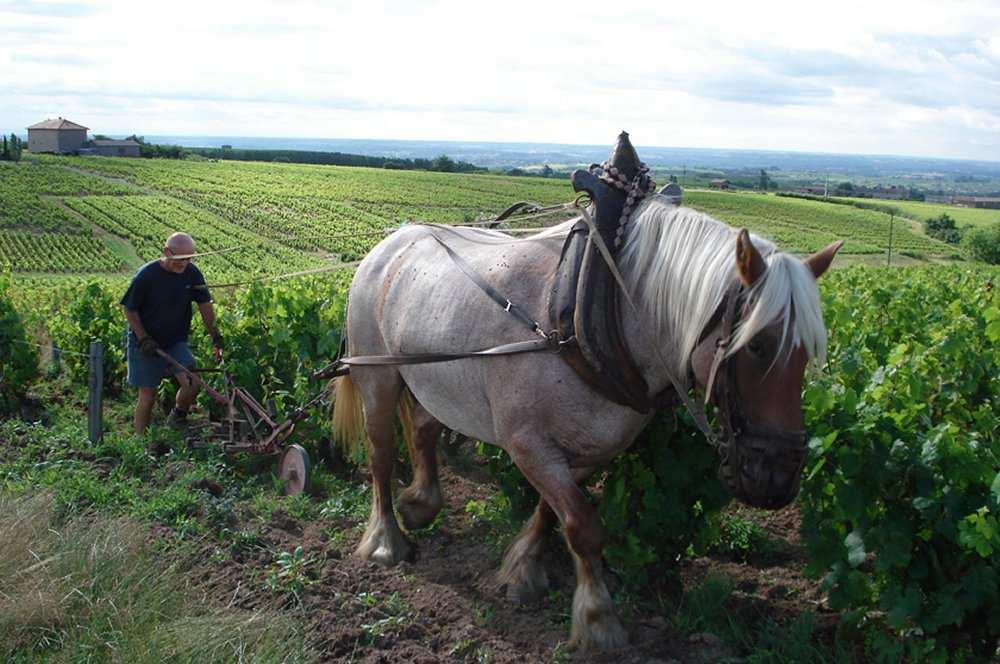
[138, 135, 1000, 180]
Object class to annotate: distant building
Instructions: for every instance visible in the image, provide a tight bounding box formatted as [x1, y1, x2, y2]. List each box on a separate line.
[801, 185, 826, 195]
[871, 186, 908, 200]
[953, 196, 1000, 210]
[924, 194, 953, 204]
[90, 139, 141, 157]
[709, 179, 730, 189]
[26, 117, 89, 154]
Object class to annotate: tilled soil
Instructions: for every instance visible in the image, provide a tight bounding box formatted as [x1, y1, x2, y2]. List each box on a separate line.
[176, 457, 832, 664]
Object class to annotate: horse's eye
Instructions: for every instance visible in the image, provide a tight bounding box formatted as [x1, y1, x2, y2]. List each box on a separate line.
[747, 339, 766, 357]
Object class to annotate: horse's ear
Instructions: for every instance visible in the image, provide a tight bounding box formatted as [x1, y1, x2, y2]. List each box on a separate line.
[804, 240, 845, 279]
[735, 228, 766, 287]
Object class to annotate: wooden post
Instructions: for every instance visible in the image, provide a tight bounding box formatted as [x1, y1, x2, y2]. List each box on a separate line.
[48, 341, 61, 378]
[887, 212, 895, 266]
[88, 340, 104, 443]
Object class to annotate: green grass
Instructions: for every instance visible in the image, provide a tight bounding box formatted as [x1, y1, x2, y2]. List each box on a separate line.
[843, 197, 1000, 229]
[0, 492, 312, 663]
[686, 189, 955, 257]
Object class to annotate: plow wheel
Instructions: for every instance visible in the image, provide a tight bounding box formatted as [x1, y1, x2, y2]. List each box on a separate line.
[279, 444, 311, 495]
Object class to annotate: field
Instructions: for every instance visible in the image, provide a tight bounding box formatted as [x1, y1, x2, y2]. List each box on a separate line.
[0, 155, 959, 280]
[2, 155, 999, 663]
[840, 196, 1000, 229]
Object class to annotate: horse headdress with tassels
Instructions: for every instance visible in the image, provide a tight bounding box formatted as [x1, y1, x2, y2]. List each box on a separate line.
[327, 132, 843, 652]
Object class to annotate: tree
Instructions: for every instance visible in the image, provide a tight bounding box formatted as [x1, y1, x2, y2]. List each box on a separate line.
[924, 213, 962, 245]
[541, 164, 553, 178]
[759, 169, 769, 191]
[836, 181, 854, 193]
[962, 223, 1000, 264]
[1, 135, 7, 161]
[431, 155, 455, 173]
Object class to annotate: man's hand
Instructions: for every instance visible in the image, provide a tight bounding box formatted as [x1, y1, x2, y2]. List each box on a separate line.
[211, 332, 224, 362]
[138, 335, 159, 357]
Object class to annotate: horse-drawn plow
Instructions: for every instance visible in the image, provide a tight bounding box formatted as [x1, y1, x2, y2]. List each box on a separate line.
[156, 349, 320, 495]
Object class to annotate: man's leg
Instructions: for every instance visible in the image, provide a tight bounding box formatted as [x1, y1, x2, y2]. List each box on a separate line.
[165, 342, 200, 428]
[134, 387, 157, 435]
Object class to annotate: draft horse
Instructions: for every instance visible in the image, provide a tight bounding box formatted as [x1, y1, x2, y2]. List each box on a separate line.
[331, 195, 842, 651]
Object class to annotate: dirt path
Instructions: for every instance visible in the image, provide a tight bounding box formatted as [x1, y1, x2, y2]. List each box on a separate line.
[41, 194, 142, 270]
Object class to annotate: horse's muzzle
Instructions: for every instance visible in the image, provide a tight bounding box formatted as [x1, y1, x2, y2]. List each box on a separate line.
[721, 428, 808, 510]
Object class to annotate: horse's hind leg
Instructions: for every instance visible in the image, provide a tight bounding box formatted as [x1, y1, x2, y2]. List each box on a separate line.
[497, 497, 556, 603]
[496, 467, 593, 604]
[353, 368, 412, 566]
[508, 443, 626, 651]
[397, 393, 445, 530]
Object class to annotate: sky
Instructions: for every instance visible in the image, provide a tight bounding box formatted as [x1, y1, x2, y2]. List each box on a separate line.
[2, 0, 999, 161]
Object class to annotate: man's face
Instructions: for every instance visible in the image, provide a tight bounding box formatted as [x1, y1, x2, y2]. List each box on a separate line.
[162, 241, 195, 274]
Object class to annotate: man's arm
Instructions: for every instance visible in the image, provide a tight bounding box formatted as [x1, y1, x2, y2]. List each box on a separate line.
[123, 306, 149, 340]
[197, 301, 219, 337]
[197, 301, 223, 360]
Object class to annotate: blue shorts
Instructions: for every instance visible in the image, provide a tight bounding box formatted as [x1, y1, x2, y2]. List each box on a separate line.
[126, 339, 196, 388]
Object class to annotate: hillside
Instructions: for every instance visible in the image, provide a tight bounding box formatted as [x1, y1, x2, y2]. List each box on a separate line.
[0, 155, 958, 278]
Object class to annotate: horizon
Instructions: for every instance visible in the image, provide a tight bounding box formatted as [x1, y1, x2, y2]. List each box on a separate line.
[3, 1, 998, 162]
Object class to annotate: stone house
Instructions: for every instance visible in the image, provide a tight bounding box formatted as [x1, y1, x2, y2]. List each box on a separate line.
[26, 117, 89, 153]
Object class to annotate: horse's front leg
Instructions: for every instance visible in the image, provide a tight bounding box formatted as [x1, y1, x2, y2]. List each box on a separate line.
[508, 443, 626, 652]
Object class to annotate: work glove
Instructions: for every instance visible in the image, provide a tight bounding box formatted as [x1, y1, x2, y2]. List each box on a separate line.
[211, 332, 224, 362]
[138, 335, 159, 357]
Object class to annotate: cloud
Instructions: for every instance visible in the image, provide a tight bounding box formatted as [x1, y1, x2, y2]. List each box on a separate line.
[1, 0, 998, 160]
[0, 0, 102, 17]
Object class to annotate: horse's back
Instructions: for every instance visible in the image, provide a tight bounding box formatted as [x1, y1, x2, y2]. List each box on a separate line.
[346, 224, 565, 441]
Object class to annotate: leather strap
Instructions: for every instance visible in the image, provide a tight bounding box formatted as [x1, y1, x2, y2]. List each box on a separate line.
[425, 231, 548, 339]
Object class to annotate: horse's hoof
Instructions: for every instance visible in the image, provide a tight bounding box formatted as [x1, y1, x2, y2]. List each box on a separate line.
[355, 523, 413, 566]
[505, 574, 549, 604]
[569, 614, 628, 652]
[570, 583, 628, 652]
[397, 486, 443, 531]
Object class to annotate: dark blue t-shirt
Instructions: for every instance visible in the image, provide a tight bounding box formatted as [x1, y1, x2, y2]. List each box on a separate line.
[121, 261, 211, 347]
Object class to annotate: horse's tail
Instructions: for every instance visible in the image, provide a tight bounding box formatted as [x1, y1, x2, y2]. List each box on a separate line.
[331, 374, 365, 456]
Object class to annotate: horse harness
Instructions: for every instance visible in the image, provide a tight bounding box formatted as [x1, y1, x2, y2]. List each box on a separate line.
[313, 221, 763, 466]
[313, 132, 786, 467]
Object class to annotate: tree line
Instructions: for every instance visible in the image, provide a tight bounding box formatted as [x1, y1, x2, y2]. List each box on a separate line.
[123, 136, 485, 173]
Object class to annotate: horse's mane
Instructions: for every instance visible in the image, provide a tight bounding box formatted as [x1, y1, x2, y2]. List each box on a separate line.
[618, 195, 827, 377]
[432, 196, 826, 377]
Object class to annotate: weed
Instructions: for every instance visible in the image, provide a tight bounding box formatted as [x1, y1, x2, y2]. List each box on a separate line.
[357, 591, 413, 645]
[551, 641, 572, 664]
[319, 479, 370, 520]
[708, 509, 768, 560]
[264, 546, 315, 596]
[672, 573, 737, 636]
[473, 602, 496, 627]
[224, 527, 263, 555]
[450, 638, 492, 663]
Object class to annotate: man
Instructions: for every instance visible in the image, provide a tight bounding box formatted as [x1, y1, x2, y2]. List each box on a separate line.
[121, 232, 223, 435]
